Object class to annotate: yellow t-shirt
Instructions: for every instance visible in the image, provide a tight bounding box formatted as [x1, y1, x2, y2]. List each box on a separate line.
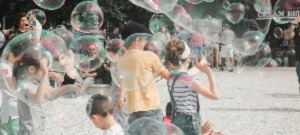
[117, 49, 165, 114]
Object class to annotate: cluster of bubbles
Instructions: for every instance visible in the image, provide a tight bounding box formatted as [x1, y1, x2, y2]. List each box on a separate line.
[0, 0, 108, 132]
[132, 0, 278, 73]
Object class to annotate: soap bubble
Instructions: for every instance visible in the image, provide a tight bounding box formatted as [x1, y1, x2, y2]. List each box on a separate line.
[27, 9, 46, 26]
[144, 0, 178, 13]
[125, 117, 167, 135]
[273, 0, 298, 24]
[71, 1, 104, 33]
[225, 3, 246, 24]
[53, 26, 75, 48]
[105, 39, 125, 63]
[223, 0, 231, 9]
[149, 14, 176, 43]
[254, 0, 272, 14]
[274, 27, 283, 39]
[33, 0, 65, 10]
[235, 43, 272, 73]
[110, 58, 157, 91]
[144, 34, 166, 63]
[69, 35, 105, 72]
[184, 0, 203, 4]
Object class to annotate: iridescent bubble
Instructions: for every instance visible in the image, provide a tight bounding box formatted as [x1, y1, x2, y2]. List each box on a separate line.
[33, 0, 65, 10]
[222, 0, 231, 9]
[69, 35, 105, 72]
[273, 0, 299, 24]
[184, 0, 203, 4]
[149, 14, 175, 43]
[241, 31, 265, 55]
[144, 35, 166, 63]
[254, 0, 272, 14]
[53, 27, 75, 48]
[129, 0, 163, 13]
[232, 39, 251, 56]
[110, 61, 156, 91]
[71, 1, 104, 33]
[225, 3, 246, 24]
[125, 117, 167, 135]
[27, 9, 46, 26]
[72, 54, 89, 72]
[105, 39, 125, 63]
[274, 27, 283, 39]
[145, 0, 178, 12]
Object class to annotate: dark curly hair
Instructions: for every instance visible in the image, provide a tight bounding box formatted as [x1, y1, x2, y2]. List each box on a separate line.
[165, 39, 186, 66]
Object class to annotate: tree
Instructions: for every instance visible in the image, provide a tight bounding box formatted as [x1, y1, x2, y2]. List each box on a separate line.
[0, 0, 153, 31]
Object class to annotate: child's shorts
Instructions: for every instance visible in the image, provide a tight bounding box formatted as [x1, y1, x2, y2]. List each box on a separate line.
[1, 117, 19, 135]
[172, 112, 201, 135]
[220, 44, 233, 58]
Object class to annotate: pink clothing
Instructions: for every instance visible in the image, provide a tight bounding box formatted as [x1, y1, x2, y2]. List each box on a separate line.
[191, 33, 203, 46]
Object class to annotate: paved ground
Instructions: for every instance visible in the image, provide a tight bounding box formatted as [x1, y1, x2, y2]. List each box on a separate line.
[2, 67, 300, 134]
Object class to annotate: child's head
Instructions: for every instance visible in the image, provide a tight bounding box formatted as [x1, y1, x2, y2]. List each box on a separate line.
[5, 38, 31, 63]
[13, 52, 41, 81]
[86, 94, 114, 130]
[121, 22, 152, 49]
[166, 39, 190, 69]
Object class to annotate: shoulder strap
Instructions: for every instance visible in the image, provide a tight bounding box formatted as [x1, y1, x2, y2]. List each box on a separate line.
[167, 72, 186, 119]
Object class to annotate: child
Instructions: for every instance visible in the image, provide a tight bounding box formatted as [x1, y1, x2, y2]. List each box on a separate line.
[116, 22, 170, 124]
[13, 52, 80, 134]
[165, 39, 220, 135]
[86, 94, 124, 135]
[0, 38, 30, 135]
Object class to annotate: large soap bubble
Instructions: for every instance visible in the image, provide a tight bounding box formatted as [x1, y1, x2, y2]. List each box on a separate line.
[27, 9, 46, 26]
[144, 0, 178, 12]
[125, 117, 167, 135]
[69, 35, 105, 72]
[33, 0, 65, 10]
[53, 26, 75, 48]
[71, 1, 104, 33]
[273, 0, 299, 24]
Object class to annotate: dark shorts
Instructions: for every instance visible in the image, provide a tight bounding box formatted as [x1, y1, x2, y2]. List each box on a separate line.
[128, 109, 163, 124]
[296, 62, 300, 84]
[172, 112, 201, 135]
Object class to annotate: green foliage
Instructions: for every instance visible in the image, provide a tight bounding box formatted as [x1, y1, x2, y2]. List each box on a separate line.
[0, 0, 153, 31]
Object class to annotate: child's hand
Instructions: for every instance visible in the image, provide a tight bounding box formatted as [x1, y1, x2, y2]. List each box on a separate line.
[117, 95, 124, 109]
[201, 121, 213, 134]
[41, 61, 49, 77]
[50, 72, 64, 85]
[196, 63, 212, 75]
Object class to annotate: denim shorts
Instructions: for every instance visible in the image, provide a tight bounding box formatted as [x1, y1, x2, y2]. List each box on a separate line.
[128, 109, 163, 124]
[171, 112, 201, 135]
